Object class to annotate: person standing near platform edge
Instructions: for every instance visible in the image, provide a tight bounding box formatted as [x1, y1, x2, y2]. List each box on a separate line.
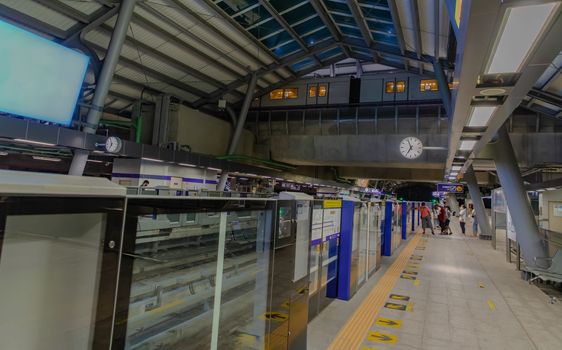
[420, 202, 434, 235]
[459, 204, 467, 234]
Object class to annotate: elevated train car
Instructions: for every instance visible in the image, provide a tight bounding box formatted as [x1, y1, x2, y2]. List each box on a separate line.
[252, 73, 443, 109]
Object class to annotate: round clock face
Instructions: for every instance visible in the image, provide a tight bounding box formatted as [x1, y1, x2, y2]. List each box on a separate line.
[400, 137, 423, 159]
[105, 136, 122, 153]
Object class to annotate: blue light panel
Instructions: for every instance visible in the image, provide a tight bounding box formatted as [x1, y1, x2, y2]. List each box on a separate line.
[0, 20, 89, 126]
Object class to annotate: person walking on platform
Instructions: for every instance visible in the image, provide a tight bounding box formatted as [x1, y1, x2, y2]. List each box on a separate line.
[438, 205, 449, 235]
[469, 203, 478, 236]
[458, 204, 467, 234]
[420, 202, 434, 235]
[433, 204, 441, 233]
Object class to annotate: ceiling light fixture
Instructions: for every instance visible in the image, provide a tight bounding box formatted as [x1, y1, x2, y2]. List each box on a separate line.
[451, 165, 462, 171]
[141, 157, 164, 163]
[32, 155, 61, 162]
[486, 3, 558, 74]
[14, 138, 55, 147]
[179, 163, 196, 167]
[467, 106, 497, 127]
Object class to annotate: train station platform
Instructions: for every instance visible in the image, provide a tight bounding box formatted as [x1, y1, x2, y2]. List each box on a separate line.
[310, 219, 562, 350]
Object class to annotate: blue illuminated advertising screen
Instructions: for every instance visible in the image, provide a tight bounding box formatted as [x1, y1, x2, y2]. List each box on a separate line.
[0, 20, 89, 125]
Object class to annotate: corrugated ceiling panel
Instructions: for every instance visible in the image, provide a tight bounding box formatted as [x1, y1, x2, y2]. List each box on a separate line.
[395, 0, 417, 55]
[107, 100, 131, 110]
[263, 73, 281, 84]
[198, 64, 239, 86]
[418, 0, 436, 57]
[59, 0, 103, 15]
[180, 0, 276, 65]
[113, 66, 169, 91]
[276, 68, 293, 79]
[125, 22, 168, 49]
[109, 83, 144, 100]
[161, 85, 200, 103]
[177, 75, 217, 94]
[1, 0, 77, 30]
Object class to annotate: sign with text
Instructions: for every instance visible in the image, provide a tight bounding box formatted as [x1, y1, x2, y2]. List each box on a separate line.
[437, 183, 464, 193]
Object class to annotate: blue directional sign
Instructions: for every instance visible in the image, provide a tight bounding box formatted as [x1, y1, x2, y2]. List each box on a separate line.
[437, 183, 464, 193]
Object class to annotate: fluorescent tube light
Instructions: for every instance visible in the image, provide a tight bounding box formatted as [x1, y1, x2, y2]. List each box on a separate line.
[451, 165, 462, 171]
[486, 3, 558, 74]
[32, 155, 61, 162]
[0, 151, 7, 156]
[179, 163, 196, 167]
[14, 138, 55, 147]
[467, 106, 496, 127]
[459, 140, 476, 151]
[141, 157, 164, 163]
[87, 159, 104, 163]
[207, 167, 221, 172]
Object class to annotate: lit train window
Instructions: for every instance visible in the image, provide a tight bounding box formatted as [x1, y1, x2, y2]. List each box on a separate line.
[319, 84, 327, 97]
[396, 80, 406, 93]
[309, 85, 317, 97]
[284, 88, 298, 99]
[385, 81, 395, 93]
[420, 79, 438, 91]
[269, 89, 284, 100]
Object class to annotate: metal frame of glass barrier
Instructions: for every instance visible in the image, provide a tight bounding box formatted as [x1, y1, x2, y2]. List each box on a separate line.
[112, 197, 285, 350]
[0, 196, 125, 350]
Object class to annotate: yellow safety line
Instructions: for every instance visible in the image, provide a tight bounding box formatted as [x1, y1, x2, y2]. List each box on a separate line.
[327, 233, 422, 350]
[487, 299, 495, 311]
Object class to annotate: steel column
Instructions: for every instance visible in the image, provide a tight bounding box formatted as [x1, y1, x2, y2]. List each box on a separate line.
[434, 60, 451, 118]
[464, 165, 492, 239]
[69, 0, 136, 176]
[218, 73, 258, 191]
[489, 125, 547, 267]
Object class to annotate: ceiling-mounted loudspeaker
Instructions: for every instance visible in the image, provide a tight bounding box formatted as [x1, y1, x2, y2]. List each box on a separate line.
[218, 99, 227, 110]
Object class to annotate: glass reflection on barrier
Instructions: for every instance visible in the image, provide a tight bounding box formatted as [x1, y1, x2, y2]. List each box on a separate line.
[120, 206, 271, 350]
[358, 205, 368, 285]
[0, 197, 123, 350]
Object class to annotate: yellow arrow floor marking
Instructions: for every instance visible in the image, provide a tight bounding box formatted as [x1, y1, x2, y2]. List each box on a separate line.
[361, 347, 379, 350]
[487, 299, 495, 311]
[367, 331, 398, 344]
[384, 302, 407, 311]
[479, 282, 485, 288]
[406, 301, 414, 312]
[413, 280, 421, 287]
[400, 274, 417, 280]
[375, 317, 402, 328]
[260, 311, 289, 322]
[389, 294, 410, 301]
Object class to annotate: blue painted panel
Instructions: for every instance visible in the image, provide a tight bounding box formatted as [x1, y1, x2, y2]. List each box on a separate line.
[337, 200, 355, 300]
[325, 238, 339, 298]
[402, 202, 407, 240]
[382, 201, 393, 256]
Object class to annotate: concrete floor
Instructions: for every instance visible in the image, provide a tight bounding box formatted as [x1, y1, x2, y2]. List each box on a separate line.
[308, 219, 562, 350]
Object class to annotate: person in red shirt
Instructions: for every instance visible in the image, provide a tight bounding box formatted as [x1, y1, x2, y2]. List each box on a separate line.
[438, 205, 450, 235]
[419, 202, 434, 235]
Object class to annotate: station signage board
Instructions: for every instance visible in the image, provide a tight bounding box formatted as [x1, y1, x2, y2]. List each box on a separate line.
[437, 183, 464, 193]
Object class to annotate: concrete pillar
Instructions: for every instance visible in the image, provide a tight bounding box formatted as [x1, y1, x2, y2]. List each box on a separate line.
[446, 194, 460, 214]
[217, 72, 258, 191]
[69, 0, 137, 175]
[464, 165, 492, 239]
[489, 124, 547, 267]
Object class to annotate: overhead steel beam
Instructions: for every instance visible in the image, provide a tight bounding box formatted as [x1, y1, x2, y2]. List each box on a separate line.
[348, 0, 373, 47]
[309, 0, 353, 58]
[137, 3, 250, 78]
[387, 0, 408, 70]
[86, 41, 211, 100]
[35, 0, 91, 23]
[342, 37, 439, 66]
[527, 88, 562, 108]
[197, 0, 294, 80]
[96, 23, 240, 97]
[249, 54, 348, 101]
[194, 40, 340, 107]
[409, 0, 423, 73]
[434, 60, 451, 117]
[0, 3, 68, 39]
[130, 13, 246, 85]
[258, 0, 321, 65]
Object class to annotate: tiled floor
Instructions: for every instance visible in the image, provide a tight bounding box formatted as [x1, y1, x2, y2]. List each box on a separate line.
[309, 219, 562, 350]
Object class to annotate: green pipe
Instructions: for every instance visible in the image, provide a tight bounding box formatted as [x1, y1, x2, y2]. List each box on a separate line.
[135, 110, 143, 143]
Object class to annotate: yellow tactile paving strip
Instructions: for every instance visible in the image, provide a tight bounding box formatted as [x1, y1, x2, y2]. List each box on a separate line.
[327, 233, 422, 350]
